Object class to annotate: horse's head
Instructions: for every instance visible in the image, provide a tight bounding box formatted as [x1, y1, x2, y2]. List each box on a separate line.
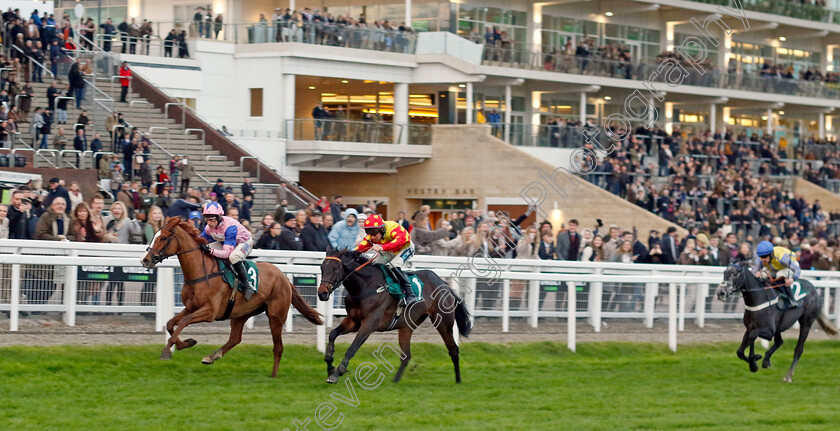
[318, 248, 368, 301]
[717, 261, 750, 301]
[141, 217, 182, 269]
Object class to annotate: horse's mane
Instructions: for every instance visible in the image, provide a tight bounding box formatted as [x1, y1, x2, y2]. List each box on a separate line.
[327, 247, 370, 264]
[165, 217, 208, 244]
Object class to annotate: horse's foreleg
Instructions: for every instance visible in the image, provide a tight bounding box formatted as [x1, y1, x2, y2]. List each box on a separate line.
[164, 309, 197, 351]
[392, 327, 414, 383]
[736, 330, 751, 363]
[326, 317, 356, 378]
[327, 315, 381, 384]
[784, 321, 813, 383]
[202, 316, 247, 365]
[747, 329, 761, 373]
[762, 332, 784, 369]
[160, 305, 215, 360]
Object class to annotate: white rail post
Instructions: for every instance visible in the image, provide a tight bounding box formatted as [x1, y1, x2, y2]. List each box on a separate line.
[568, 280, 576, 352]
[155, 267, 167, 332]
[284, 275, 294, 333]
[678, 283, 686, 332]
[316, 274, 326, 353]
[466, 277, 477, 326]
[590, 268, 603, 332]
[10, 264, 20, 331]
[834, 286, 840, 327]
[63, 250, 78, 327]
[668, 283, 677, 352]
[824, 287, 831, 315]
[162, 268, 175, 340]
[528, 279, 539, 328]
[644, 275, 659, 328]
[246, 316, 255, 330]
[501, 279, 510, 333]
[696, 276, 707, 328]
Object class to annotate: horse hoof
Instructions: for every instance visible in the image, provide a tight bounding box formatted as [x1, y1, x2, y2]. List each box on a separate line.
[754, 354, 762, 361]
[178, 339, 197, 350]
[337, 366, 347, 377]
[201, 357, 214, 365]
[160, 351, 172, 360]
[762, 360, 771, 369]
[749, 363, 759, 373]
[783, 376, 793, 383]
[326, 375, 338, 384]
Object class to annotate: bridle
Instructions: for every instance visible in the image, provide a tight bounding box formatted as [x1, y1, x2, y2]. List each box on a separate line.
[145, 224, 203, 266]
[321, 255, 376, 294]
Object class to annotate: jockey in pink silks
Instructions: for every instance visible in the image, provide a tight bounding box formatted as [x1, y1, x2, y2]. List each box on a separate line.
[199, 201, 256, 300]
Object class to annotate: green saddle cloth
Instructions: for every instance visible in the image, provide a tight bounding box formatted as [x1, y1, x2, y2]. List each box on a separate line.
[777, 280, 808, 309]
[218, 260, 259, 294]
[375, 264, 423, 300]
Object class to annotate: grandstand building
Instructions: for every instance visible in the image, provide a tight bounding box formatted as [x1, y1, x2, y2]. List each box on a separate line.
[8, 0, 840, 233]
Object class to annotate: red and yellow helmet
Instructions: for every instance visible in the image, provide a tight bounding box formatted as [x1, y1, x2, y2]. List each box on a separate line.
[363, 214, 385, 230]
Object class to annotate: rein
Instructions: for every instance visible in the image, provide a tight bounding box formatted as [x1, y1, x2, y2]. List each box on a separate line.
[323, 255, 377, 292]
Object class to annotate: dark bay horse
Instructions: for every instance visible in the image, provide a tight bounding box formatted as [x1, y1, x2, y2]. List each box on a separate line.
[141, 217, 323, 377]
[318, 248, 472, 384]
[716, 263, 838, 382]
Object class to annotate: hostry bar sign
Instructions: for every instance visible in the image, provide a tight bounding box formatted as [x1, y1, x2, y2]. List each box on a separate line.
[406, 188, 476, 196]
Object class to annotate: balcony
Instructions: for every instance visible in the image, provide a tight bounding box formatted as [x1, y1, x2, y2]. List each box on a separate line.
[284, 119, 432, 173]
[480, 45, 840, 99]
[690, 0, 840, 24]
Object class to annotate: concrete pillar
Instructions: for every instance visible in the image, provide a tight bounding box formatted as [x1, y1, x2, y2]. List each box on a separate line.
[663, 22, 676, 52]
[283, 74, 296, 139]
[709, 103, 716, 135]
[527, 4, 543, 51]
[665, 102, 674, 135]
[394, 82, 409, 144]
[504, 84, 512, 142]
[405, 0, 412, 29]
[579, 92, 586, 124]
[290, 0, 296, 12]
[820, 112, 826, 140]
[823, 45, 832, 74]
[722, 106, 731, 132]
[720, 33, 731, 72]
[466, 82, 474, 124]
[766, 107, 773, 135]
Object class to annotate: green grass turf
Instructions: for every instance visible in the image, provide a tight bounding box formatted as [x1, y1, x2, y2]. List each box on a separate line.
[2, 341, 840, 430]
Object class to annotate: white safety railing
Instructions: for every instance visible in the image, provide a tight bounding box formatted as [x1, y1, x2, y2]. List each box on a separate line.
[1, 240, 840, 353]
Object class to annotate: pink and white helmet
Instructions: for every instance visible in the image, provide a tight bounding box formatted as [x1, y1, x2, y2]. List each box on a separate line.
[203, 202, 224, 216]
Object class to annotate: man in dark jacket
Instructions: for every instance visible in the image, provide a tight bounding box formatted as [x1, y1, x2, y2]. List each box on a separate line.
[212, 178, 227, 197]
[661, 226, 679, 264]
[330, 195, 344, 222]
[278, 213, 303, 250]
[43, 178, 71, 214]
[555, 218, 581, 261]
[100, 18, 116, 52]
[117, 18, 129, 53]
[301, 209, 330, 251]
[7, 191, 30, 239]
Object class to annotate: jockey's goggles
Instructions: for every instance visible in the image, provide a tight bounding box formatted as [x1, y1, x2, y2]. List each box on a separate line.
[365, 228, 383, 236]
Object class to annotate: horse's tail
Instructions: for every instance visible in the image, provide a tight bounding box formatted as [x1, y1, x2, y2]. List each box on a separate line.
[291, 284, 323, 325]
[817, 312, 838, 337]
[454, 295, 473, 338]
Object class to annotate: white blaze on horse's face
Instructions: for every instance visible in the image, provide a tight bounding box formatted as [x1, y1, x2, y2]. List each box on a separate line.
[141, 230, 164, 268]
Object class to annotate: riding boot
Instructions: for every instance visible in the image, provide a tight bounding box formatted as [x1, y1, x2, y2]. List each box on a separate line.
[391, 267, 420, 306]
[781, 281, 798, 308]
[233, 261, 255, 301]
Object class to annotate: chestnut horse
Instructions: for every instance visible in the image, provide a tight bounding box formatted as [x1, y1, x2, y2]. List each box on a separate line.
[141, 217, 323, 377]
